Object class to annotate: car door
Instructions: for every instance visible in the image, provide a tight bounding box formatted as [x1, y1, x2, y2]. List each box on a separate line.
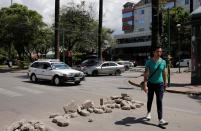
[35, 62, 44, 79]
[42, 62, 53, 80]
[99, 63, 110, 74]
[109, 62, 118, 74]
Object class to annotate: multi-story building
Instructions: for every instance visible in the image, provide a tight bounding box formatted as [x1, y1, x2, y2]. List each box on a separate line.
[114, 0, 152, 64]
[176, 0, 201, 12]
[122, 2, 134, 33]
[113, 0, 201, 65]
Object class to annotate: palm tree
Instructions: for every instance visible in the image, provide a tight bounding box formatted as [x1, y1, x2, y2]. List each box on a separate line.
[151, 0, 160, 51]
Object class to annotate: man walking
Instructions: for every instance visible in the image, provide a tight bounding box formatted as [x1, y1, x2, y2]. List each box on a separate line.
[143, 46, 168, 126]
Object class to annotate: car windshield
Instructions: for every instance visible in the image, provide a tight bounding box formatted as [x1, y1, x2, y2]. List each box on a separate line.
[51, 63, 70, 69]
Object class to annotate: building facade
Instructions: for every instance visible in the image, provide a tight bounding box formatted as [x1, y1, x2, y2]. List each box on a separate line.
[176, 0, 201, 12]
[122, 2, 134, 33]
[113, 0, 201, 65]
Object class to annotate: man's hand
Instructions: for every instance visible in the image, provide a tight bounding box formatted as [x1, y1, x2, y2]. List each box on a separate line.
[163, 83, 168, 91]
[143, 82, 148, 93]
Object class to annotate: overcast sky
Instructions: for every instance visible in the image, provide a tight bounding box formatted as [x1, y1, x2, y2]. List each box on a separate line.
[0, 0, 140, 35]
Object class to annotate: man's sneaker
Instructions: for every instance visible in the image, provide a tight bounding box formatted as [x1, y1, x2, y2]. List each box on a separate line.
[145, 113, 151, 120]
[159, 119, 168, 126]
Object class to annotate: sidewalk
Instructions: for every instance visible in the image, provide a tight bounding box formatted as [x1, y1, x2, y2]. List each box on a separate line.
[128, 71, 201, 95]
[0, 65, 27, 73]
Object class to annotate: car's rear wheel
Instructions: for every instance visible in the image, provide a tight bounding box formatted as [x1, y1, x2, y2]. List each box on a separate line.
[92, 70, 98, 76]
[30, 74, 38, 83]
[74, 81, 80, 85]
[53, 76, 61, 86]
[125, 66, 129, 71]
[115, 70, 121, 76]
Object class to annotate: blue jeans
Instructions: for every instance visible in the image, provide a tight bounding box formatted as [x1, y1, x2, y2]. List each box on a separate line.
[147, 82, 164, 120]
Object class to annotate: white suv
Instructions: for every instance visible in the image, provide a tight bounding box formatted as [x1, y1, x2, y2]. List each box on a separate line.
[28, 59, 85, 85]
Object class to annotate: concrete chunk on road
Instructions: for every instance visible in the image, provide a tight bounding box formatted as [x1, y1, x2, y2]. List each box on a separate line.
[52, 116, 69, 127]
[122, 105, 131, 110]
[93, 108, 105, 114]
[110, 96, 122, 100]
[6, 119, 52, 131]
[82, 100, 95, 109]
[49, 113, 61, 118]
[63, 101, 79, 114]
[121, 93, 129, 98]
[78, 109, 90, 116]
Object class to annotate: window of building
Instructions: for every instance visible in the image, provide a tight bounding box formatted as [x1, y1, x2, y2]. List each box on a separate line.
[122, 12, 133, 18]
[138, 19, 145, 24]
[141, 9, 144, 14]
[185, 0, 189, 5]
[128, 21, 133, 25]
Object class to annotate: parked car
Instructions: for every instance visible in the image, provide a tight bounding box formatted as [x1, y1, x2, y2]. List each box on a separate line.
[117, 61, 134, 71]
[176, 59, 191, 67]
[82, 61, 125, 76]
[28, 59, 85, 86]
[75, 58, 100, 71]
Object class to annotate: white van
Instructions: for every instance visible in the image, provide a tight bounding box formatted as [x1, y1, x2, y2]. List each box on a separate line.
[176, 59, 191, 67]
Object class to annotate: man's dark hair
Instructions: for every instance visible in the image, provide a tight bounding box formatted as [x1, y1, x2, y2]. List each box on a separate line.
[150, 46, 162, 57]
[152, 46, 162, 52]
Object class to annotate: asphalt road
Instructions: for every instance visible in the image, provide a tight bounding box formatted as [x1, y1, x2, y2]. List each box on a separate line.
[0, 71, 201, 131]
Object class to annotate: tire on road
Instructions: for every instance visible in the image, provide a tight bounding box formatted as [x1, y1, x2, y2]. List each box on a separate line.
[53, 75, 62, 86]
[74, 81, 80, 85]
[30, 74, 38, 83]
[115, 69, 121, 76]
[92, 70, 98, 76]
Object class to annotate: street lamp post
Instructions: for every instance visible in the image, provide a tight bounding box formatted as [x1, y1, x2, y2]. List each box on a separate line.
[167, 8, 171, 87]
[177, 23, 181, 73]
[62, 29, 65, 63]
[55, 0, 60, 59]
[98, 0, 103, 62]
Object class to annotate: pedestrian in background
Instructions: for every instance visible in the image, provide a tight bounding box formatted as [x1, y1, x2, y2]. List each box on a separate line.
[143, 46, 168, 126]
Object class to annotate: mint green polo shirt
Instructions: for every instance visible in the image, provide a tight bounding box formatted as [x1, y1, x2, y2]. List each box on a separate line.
[145, 58, 166, 84]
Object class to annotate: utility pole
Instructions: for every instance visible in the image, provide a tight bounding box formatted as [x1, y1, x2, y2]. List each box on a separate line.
[190, 0, 193, 13]
[167, 9, 171, 86]
[55, 0, 60, 59]
[151, 0, 160, 51]
[98, 0, 103, 62]
[11, 0, 13, 5]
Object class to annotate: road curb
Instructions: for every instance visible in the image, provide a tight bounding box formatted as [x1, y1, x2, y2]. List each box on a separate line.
[128, 80, 201, 96]
[166, 89, 201, 95]
[128, 80, 141, 88]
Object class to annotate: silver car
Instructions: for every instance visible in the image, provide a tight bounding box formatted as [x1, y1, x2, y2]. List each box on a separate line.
[82, 61, 125, 76]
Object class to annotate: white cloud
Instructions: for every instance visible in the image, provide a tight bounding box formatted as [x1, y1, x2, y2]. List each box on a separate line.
[0, 0, 140, 34]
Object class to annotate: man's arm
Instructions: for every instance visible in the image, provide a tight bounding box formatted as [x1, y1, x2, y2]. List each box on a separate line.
[162, 68, 167, 89]
[143, 67, 149, 93]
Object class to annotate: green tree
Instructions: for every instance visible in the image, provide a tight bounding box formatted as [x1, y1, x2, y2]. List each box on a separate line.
[0, 3, 52, 61]
[162, 7, 190, 58]
[59, 1, 116, 54]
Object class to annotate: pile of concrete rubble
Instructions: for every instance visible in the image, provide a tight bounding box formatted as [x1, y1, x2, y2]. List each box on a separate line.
[5, 93, 144, 130]
[50, 93, 144, 127]
[5, 119, 52, 131]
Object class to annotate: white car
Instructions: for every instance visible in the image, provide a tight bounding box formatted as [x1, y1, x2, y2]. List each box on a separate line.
[176, 59, 191, 67]
[28, 59, 85, 85]
[82, 61, 125, 76]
